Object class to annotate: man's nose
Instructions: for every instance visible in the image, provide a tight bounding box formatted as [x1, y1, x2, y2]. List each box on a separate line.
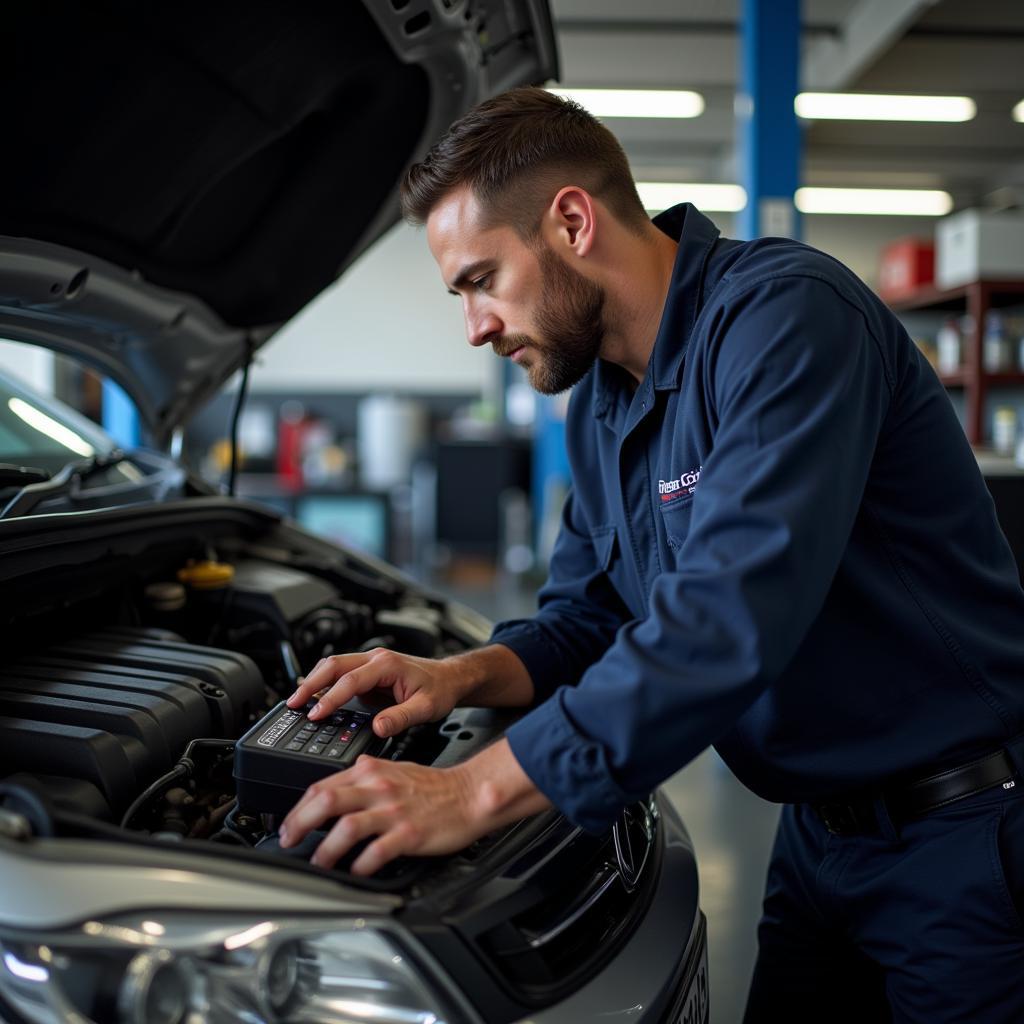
[466, 308, 503, 348]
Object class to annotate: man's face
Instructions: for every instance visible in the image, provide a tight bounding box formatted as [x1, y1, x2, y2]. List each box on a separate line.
[427, 187, 606, 395]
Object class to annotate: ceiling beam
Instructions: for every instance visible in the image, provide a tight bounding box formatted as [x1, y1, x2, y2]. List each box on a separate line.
[801, 0, 939, 91]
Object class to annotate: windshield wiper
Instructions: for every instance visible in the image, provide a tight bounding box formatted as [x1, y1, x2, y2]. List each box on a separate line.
[0, 464, 51, 489]
[0, 451, 130, 520]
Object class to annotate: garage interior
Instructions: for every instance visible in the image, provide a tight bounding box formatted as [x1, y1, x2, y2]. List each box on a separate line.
[2, 2, 1024, 1022]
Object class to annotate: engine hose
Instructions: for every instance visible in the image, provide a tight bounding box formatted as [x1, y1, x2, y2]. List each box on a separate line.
[120, 738, 235, 830]
[119, 763, 189, 830]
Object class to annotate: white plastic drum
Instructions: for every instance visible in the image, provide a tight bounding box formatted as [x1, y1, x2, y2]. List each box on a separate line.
[357, 394, 427, 490]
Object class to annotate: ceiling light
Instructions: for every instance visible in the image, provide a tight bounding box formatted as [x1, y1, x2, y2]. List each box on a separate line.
[636, 183, 746, 213]
[1013, 99, 1024, 122]
[795, 187, 953, 216]
[547, 88, 705, 119]
[796, 93, 976, 122]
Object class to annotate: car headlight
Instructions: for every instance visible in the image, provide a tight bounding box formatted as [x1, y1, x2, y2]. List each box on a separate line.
[0, 914, 458, 1024]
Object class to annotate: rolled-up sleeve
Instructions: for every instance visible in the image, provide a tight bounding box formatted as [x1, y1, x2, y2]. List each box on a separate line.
[506, 275, 893, 832]
[490, 485, 633, 704]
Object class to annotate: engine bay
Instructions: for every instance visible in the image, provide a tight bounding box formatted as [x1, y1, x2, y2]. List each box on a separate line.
[0, 501, 669, 1021]
[0, 501, 509, 876]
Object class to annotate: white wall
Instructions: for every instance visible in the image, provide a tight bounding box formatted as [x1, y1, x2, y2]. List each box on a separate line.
[251, 221, 494, 395]
[249, 210, 940, 398]
[0, 340, 55, 394]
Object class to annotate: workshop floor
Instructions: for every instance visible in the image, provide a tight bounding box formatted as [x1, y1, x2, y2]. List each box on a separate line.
[434, 573, 783, 1024]
[663, 752, 780, 1024]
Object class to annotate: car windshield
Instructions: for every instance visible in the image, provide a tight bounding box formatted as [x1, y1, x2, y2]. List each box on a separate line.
[0, 369, 118, 475]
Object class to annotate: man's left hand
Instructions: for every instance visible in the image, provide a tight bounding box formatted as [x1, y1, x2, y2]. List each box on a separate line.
[278, 737, 552, 874]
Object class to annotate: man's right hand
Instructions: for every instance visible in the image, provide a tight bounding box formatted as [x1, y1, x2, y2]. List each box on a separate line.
[286, 649, 467, 738]
[288, 643, 535, 739]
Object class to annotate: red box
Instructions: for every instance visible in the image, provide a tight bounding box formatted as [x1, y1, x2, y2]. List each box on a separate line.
[878, 238, 935, 301]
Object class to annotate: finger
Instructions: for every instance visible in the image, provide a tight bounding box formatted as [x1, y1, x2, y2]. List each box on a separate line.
[278, 756, 379, 845]
[286, 653, 375, 707]
[279, 781, 366, 848]
[307, 654, 401, 720]
[350, 825, 417, 876]
[310, 810, 391, 870]
[286, 652, 374, 708]
[373, 690, 438, 738]
[286, 657, 335, 707]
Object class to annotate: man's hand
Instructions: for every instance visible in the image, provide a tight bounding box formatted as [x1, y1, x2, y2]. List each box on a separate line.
[286, 644, 535, 739]
[287, 648, 464, 738]
[278, 738, 553, 874]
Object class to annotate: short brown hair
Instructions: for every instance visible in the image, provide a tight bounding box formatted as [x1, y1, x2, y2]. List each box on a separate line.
[400, 86, 649, 237]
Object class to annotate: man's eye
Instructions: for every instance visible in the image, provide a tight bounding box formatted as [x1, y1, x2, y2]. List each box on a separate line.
[472, 274, 491, 291]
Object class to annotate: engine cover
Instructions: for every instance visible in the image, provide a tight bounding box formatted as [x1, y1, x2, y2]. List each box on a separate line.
[0, 627, 264, 820]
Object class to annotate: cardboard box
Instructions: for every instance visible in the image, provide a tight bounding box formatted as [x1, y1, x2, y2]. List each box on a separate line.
[878, 237, 934, 300]
[936, 209, 1024, 289]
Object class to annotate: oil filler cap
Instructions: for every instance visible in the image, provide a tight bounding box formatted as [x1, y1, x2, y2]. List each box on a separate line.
[177, 560, 235, 590]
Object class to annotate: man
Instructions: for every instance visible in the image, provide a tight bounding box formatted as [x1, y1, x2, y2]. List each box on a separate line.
[280, 88, 1024, 1021]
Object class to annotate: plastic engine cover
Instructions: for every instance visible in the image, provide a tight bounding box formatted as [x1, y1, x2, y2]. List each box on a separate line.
[0, 627, 264, 819]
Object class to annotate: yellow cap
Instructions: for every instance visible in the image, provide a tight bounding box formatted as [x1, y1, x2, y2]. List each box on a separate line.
[177, 560, 235, 590]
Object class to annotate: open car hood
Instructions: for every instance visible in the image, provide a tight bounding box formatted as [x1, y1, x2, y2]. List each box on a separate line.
[0, 1, 558, 445]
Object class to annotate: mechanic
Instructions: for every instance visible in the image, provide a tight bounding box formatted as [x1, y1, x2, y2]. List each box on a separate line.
[280, 87, 1024, 1021]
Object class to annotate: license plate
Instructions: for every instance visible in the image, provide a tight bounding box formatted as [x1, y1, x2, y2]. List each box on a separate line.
[673, 941, 709, 1024]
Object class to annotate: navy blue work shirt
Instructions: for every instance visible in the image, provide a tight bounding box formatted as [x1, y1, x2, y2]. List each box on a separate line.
[493, 204, 1024, 834]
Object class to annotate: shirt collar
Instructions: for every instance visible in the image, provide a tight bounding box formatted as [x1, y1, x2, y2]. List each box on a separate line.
[648, 203, 721, 389]
[592, 203, 720, 417]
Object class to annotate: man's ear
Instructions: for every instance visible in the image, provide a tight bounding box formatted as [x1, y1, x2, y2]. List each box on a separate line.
[544, 186, 597, 257]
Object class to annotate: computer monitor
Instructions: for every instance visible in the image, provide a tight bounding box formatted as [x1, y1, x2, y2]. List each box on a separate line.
[294, 491, 391, 560]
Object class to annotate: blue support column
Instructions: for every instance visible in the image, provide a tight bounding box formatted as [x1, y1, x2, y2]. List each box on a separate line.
[737, 0, 802, 241]
[532, 394, 570, 566]
[102, 377, 141, 450]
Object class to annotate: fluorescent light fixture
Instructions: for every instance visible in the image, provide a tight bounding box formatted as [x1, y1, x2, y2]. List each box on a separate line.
[7, 397, 96, 457]
[796, 92, 976, 122]
[1013, 99, 1024, 123]
[637, 182, 746, 213]
[547, 88, 705, 119]
[795, 187, 953, 216]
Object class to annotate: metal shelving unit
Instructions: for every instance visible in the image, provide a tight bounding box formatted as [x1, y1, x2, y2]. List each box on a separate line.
[888, 279, 1024, 444]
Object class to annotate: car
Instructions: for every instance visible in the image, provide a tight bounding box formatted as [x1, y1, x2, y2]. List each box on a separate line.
[0, 4, 708, 1023]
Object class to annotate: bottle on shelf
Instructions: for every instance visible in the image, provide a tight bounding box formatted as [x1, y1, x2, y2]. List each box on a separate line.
[983, 311, 1013, 373]
[936, 318, 961, 374]
[993, 407, 1017, 456]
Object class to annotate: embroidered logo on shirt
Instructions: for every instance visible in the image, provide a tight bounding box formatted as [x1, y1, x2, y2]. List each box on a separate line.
[658, 466, 701, 501]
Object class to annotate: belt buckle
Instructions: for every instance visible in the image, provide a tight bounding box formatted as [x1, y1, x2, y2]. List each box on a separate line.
[817, 801, 864, 836]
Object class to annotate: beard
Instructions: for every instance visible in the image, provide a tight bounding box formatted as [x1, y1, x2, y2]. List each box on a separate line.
[497, 245, 606, 395]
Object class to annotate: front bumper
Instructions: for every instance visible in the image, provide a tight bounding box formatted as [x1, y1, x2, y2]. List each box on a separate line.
[526, 797, 706, 1023]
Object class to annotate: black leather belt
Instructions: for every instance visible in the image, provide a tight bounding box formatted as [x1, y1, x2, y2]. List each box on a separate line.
[811, 749, 1016, 836]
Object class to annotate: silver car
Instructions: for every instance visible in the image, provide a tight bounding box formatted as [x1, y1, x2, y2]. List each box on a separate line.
[0, 3, 707, 1022]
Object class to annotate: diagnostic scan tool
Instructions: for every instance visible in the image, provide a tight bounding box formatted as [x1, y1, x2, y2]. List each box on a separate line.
[234, 699, 386, 814]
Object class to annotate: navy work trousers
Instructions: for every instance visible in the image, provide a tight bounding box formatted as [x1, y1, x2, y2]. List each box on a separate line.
[743, 781, 1024, 1022]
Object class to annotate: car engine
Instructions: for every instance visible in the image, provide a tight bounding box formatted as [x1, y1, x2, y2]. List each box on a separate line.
[0, 503, 505, 867]
[0, 502, 676, 1023]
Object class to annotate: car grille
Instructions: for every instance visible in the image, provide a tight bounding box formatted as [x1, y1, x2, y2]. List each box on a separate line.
[472, 798, 660, 1003]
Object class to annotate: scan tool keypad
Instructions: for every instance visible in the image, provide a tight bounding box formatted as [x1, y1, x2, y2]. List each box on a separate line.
[284, 708, 368, 759]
